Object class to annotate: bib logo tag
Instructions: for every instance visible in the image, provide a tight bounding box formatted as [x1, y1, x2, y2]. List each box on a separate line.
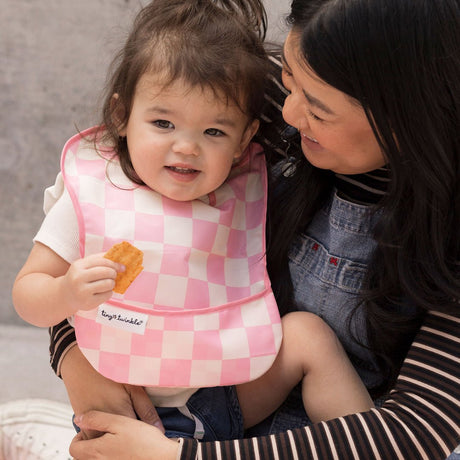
[97, 304, 148, 335]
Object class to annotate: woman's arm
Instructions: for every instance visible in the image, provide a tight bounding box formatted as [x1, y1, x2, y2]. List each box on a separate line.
[49, 310, 166, 439]
[62, 311, 459, 459]
[60, 341, 163, 440]
[181, 311, 460, 459]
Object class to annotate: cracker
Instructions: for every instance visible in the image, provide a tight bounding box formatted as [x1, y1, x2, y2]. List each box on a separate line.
[104, 241, 144, 294]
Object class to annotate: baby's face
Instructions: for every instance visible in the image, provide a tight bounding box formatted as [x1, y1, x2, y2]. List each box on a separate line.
[119, 73, 258, 201]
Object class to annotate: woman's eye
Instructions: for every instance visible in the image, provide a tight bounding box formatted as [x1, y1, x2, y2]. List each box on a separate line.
[281, 69, 293, 92]
[153, 120, 174, 129]
[308, 110, 323, 122]
[282, 67, 293, 78]
[205, 128, 225, 137]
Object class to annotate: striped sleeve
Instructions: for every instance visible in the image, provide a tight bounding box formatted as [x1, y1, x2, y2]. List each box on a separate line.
[49, 319, 77, 377]
[180, 312, 460, 460]
[255, 49, 295, 159]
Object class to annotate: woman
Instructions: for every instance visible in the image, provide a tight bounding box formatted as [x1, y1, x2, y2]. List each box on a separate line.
[55, 0, 459, 458]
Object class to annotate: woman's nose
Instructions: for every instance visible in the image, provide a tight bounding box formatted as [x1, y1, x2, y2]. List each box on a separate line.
[282, 91, 307, 131]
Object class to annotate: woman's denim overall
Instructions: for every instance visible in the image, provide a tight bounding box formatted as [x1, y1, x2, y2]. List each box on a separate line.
[248, 191, 383, 435]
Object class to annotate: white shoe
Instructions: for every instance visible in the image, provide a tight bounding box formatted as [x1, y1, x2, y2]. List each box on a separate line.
[0, 399, 74, 460]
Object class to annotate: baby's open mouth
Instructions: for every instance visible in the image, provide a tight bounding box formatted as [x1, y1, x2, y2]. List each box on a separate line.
[166, 166, 199, 174]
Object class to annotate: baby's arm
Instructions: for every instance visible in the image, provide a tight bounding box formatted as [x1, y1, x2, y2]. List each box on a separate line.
[237, 311, 373, 427]
[12, 242, 123, 327]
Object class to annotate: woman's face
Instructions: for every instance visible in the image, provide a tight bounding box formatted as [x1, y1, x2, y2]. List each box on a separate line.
[281, 32, 386, 174]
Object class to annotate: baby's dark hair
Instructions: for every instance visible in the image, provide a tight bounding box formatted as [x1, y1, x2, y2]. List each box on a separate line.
[98, 0, 269, 184]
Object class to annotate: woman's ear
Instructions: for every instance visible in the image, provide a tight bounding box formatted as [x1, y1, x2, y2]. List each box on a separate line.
[111, 93, 127, 136]
[235, 119, 260, 159]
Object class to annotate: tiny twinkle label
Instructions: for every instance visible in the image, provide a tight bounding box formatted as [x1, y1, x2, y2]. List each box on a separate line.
[96, 304, 148, 335]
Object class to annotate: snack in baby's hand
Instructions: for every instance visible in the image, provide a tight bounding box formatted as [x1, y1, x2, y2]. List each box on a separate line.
[104, 241, 144, 294]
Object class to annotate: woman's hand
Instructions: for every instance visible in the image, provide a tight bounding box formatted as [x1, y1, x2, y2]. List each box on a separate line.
[70, 411, 180, 460]
[61, 345, 163, 439]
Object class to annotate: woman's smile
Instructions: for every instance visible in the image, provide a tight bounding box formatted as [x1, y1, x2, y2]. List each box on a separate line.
[300, 131, 321, 151]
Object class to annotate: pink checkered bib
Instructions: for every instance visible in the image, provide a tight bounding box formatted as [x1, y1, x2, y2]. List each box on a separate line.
[62, 127, 282, 388]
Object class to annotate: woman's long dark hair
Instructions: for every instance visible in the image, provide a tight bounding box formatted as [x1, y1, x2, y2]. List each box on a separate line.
[268, 0, 459, 394]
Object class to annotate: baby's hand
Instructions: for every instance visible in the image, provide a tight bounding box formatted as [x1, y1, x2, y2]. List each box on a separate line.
[61, 253, 124, 313]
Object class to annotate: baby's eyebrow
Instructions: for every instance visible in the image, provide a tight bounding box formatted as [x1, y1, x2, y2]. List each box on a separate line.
[212, 116, 237, 128]
[146, 106, 172, 115]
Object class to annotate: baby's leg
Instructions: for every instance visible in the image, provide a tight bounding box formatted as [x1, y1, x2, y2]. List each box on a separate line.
[237, 311, 374, 428]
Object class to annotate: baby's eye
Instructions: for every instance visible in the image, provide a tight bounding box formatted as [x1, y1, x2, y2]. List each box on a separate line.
[153, 120, 174, 129]
[205, 128, 225, 137]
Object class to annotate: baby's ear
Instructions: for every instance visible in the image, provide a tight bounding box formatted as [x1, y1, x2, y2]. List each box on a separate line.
[239, 119, 260, 153]
[111, 93, 127, 136]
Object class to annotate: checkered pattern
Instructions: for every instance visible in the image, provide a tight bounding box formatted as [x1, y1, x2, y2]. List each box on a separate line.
[62, 127, 282, 388]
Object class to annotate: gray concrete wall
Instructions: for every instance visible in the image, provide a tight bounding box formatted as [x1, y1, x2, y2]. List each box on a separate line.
[0, 0, 289, 326]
